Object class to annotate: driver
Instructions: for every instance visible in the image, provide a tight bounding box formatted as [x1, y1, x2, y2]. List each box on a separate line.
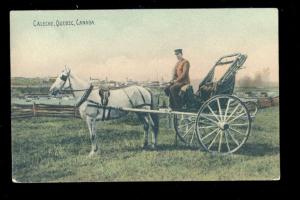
[164, 49, 190, 109]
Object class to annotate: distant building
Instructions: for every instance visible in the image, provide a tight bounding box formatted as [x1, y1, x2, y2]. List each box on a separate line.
[126, 79, 138, 86]
[147, 81, 160, 87]
[90, 77, 101, 86]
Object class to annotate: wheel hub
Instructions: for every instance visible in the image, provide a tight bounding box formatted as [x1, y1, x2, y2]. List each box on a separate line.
[218, 122, 229, 130]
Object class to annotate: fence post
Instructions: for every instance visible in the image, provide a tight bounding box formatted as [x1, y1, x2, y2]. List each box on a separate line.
[74, 105, 77, 118]
[32, 102, 36, 117]
[168, 114, 172, 128]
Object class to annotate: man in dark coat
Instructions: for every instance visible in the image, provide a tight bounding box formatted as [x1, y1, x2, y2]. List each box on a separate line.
[164, 49, 190, 109]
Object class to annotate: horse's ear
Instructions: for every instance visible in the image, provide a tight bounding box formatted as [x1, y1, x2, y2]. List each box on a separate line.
[66, 66, 71, 74]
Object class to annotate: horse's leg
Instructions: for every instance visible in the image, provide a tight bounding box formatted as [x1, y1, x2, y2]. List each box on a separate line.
[143, 115, 150, 148]
[137, 113, 150, 148]
[91, 117, 98, 151]
[86, 116, 98, 156]
[148, 113, 159, 149]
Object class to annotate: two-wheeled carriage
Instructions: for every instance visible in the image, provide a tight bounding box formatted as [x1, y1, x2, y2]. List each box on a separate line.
[112, 53, 257, 154]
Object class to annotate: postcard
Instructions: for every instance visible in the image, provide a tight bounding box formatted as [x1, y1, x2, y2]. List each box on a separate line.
[11, 9, 279, 182]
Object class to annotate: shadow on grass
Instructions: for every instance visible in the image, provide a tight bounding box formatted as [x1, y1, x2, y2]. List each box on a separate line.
[236, 143, 279, 156]
[156, 143, 201, 151]
[97, 129, 142, 141]
[121, 142, 279, 157]
[122, 143, 200, 152]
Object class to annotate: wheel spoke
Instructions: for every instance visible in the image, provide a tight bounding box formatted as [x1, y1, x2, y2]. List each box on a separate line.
[227, 111, 247, 124]
[229, 123, 249, 127]
[226, 130, 240, 146]
[217, 98, 223, 121]
[198, 125, 218, 129]
[218, 131, 223, 152]
[178, 121, 194, 128]
[224, 99, 232, 120]
[200, 114, 219, 125]
[190, 130, 196, 145]
[199, 120, 216, 126]
[185, 124, 189, 132]
[182, 124, 195, 138]
[225, 103, 240, 121]
[224, 131, 231, 152]
[207, 105, 220, 122]
[229, 127, 247, 136]
[208, 130, 221, 150]
[201, 128, 219, 141]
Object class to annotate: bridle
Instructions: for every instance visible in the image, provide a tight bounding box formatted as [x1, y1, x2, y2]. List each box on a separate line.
[58, 71, 95, 107]
[59, 71, 75, 97]
[58, 70, 112, 109]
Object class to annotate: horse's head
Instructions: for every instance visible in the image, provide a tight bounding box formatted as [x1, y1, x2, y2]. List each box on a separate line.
[49, 67, 71, 96]
[99, 86, 110, 106]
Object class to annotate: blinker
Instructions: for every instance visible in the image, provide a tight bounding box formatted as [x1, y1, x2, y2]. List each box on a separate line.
[60, 74, 68, 81]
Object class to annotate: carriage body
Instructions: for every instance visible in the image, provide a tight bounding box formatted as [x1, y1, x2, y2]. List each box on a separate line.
[173, 53, 257, 154]
[179, 53, 247, 111]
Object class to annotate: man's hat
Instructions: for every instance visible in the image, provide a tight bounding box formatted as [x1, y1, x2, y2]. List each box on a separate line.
[174, 49, 183, 55]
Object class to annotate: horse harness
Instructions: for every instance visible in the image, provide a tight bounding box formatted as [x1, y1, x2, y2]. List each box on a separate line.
[90, 87, 152, 121]
[122, 87, 152, 108]
[60, 73, 152, 121]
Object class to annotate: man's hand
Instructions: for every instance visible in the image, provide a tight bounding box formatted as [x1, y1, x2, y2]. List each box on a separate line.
[169, 80, 175, 84]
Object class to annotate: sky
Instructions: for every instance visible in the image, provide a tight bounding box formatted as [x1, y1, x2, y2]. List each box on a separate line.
[10, 9, 278, 83]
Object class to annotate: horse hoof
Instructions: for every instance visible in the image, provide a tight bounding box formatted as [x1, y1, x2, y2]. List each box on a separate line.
[142, 143, 149, 149]
[150, 144, 157, 150]
[88, 151, 96, 157]
[142, 146, 148, 150]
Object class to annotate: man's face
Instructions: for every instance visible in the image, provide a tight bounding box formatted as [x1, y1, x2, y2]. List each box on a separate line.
[176, 53, 183, 60]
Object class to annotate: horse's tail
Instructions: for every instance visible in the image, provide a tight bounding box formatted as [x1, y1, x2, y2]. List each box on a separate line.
[145, 88, 155, 110]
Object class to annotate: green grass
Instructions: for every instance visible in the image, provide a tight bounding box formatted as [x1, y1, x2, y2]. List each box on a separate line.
[11, 106, 279, 182]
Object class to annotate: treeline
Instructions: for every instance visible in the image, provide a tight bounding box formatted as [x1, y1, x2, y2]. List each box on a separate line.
[11, 77, 54, 86]
[11, 87, 50, 97]
[11, 77, 56, 97]
[236, 68, 278, 87]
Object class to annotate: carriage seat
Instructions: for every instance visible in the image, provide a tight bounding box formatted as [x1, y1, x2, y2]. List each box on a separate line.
[179, 84, 194, 98]
[180, 84, 192, 92]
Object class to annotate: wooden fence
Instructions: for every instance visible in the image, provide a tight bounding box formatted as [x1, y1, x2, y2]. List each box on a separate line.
[11, 103, 81, 119]
[11, 96, 279, 119]
[257, 96, 279, 108]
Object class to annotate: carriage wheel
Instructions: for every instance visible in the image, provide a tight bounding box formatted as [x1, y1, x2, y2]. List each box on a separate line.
[174, 114, 200, 146]
[244, 101, 258, 117]
[174, 113, 199, 148]
[195, 95, 251, 154]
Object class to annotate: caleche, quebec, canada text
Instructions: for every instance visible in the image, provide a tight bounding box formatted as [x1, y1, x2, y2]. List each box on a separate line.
[33, 19, 95, 27]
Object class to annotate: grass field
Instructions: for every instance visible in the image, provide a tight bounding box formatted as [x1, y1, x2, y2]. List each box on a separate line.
[11, 106, 279, 182]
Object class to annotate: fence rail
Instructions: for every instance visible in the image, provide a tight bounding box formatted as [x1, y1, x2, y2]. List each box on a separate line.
[11, 95, 279, 119]
[11, 103, 81, 119]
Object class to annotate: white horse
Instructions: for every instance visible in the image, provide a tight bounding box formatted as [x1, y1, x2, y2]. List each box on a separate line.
[49, 67, 159, 156]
